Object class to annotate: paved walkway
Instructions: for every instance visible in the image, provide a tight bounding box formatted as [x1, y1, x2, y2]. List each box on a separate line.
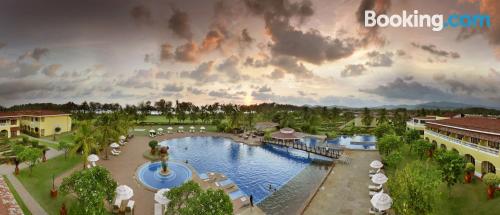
[303, 150, 381, 215]
[0, 148, 63, 215]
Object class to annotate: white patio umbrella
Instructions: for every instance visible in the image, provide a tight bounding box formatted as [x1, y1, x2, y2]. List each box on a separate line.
[155, 188, 170, 204]
[116, 185, 134, 200]
[87, 154, 99, 162]
[119, 135, 126, 140]
[157, 128, 164, 131]
[200, 126, 205, 130]
[178, 126, 184, 130]
[370, 160, 384, 169]
[149, 129, 156, 133]
[371, 173, 388, 185]
[370, 192, 392, 211]
[167, 127, 173, 130]
[110, 143, 120, 148]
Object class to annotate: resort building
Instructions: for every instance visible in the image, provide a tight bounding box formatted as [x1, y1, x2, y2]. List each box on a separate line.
[424, 117, 500, 177]
[406, 116, 450, 134]
[0, 110, 71, 138]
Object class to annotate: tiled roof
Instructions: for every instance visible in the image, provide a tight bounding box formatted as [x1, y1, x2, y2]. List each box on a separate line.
[427, 117, 500, 135]
[0, 110, 70, 118]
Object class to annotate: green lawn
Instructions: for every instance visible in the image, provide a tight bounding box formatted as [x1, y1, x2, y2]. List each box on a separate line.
[19, 134, 58, 149]
[16, 154, 82, 215]
[132, 124, 218, 136]
[41, 132, 75, 144]
[2, 175, 32, 215]
[385, 144, 500, 215]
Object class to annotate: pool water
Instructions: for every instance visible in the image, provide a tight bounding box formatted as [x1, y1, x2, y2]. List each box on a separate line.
[160, 136, 328, 204]
[327, 135, 377, 150]
[301, 136, 319, 147]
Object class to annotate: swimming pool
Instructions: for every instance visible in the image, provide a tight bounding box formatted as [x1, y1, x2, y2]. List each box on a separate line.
[326, 135, 377, 150]
[159, 136, 329, 205]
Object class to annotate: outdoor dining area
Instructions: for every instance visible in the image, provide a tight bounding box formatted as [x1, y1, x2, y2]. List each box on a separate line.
[148, 126, 207, 137]
[368, 160, 392, 215]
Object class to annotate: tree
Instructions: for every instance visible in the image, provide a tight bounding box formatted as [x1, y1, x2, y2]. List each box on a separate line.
[377, 108, 388, 125]
[18, 147, 43, 175]
[71, 121, 99, 169]
[361, 107, 373, 127]
[53, 126, 61, 141]
[166, 181, 232, 215]
[404, 129, 421, 152]
[60, 166, 117, 214]
[58, 141, 71, 160]
[377, 134, 402, 156]
[373, 123, 394, 139]
[435, 149, 466, 190]
[413, 140, 433, 159]
[383, 151, 402, 168]
[483, 173, 499, 199]
[388, 161, 441, 215]
[149, 140, 158, 154]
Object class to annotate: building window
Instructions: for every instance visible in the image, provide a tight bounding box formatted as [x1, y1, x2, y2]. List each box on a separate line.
[41, 117, 45, 122]
[470, 137, 480, 144]
[488, 141, 500, 150]
[41, 129, 45, 136]
[457, 134, 464, 140]
[10, 120, 17, 125]
[0, 120, 6, 125]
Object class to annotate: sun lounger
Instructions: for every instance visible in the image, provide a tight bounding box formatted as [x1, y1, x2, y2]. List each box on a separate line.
[154, 203, 163, 215]
[215, 179, 235, 189]
[238, 196, 251, 207]
[369, 184, 383, 191]
[111, 150, 120, 156]
[369, 168, 381, 174]
[125, 200, 134, 215]
[112, 198, 121, 214]
[369, 207, 386, 215]
[199, 173, 210, 181]
[369, 189, 384, 197]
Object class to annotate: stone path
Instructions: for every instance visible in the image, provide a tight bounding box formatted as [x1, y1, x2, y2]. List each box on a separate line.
[0, 176, 24, 215]
[303, 150, 381, 215]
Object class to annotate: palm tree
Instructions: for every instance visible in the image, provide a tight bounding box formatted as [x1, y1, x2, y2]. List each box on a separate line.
[70, 121, 99, 169]
[95, 114, 120, 160]
[361, 108, 373, 127]
[378, 108, 388, 125]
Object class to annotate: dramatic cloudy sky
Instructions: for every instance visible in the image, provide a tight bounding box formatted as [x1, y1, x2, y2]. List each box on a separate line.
[1, 0, 499, 107]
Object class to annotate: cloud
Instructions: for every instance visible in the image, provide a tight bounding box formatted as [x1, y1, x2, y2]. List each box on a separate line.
[341, 64, 367, 77]
[0, 58, 42, 78]
[239, 28, 254, 45]
[411, 42, 460, 59]
[365, 51, 393, 67]
[269, 69, 285, 79]
[355, 0, 391, 46]
[216, 56, 246, 81]
[0, 42, 5, 49]
[168, 8, 193, 40]
[175, 42, 199, 62]
[243, 57, 269, 68]
[200, 30, 225, 52]
[130, 5, 153, 25]
[180, 61, 217, 83]
[360, 78, 452, 101]
[163, 83, 184, 92]
[270, 55, 313, 79]
[18, 47, 49, 62]
[41, 64, 62, 77]
[208, 89, 245, 99]
[160, 43, 173, 61]
[156, 71, 173, 79]
[118, 69, 156, 89]
[187, 87, 204, 95]
[257, 85, 272, 93]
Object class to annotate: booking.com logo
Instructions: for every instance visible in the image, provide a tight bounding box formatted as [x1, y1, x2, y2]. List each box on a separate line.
[365, 10, 491, 31]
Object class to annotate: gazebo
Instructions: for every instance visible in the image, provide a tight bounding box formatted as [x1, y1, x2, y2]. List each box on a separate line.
[270, 128, 302, 143]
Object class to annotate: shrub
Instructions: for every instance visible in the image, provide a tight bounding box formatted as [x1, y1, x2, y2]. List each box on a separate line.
[384, 151, 402, 168]
[464, 163, 475, 173]
[148, 140, 158, 153]
[483, 173, 499, 187]
[377, 134, 402, 156]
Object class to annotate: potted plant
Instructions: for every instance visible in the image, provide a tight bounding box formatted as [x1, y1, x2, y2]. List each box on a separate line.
[483, 173, 498, 200]
[148, 140, 158, 154]
[464, 163, 475, 183]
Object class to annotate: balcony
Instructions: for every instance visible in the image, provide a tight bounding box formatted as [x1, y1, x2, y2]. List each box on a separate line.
[425, 130, 499, 156]
[406, 121, 425, 129]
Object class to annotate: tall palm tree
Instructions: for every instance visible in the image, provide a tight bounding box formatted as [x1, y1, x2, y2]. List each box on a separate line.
[70, 121, 99, 169]
[95, 114, 120, 160]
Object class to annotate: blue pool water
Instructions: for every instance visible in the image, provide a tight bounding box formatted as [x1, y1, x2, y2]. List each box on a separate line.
[136, 161, 192, 190]
[327, 135, 377, 150]
[301, 136, 319, 147]
[159, 136, 324, 204]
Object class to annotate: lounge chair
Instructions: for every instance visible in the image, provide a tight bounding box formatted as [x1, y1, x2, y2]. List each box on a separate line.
[154, 203, 163, 215]
[125, 200, 134, 215]
[215, 179, 236, 189]
[369, 168, 381, 174]
[369, 189, 384, 197]
[91, 162, 97, 167]
[199, 173, 210, 182]
[112, 198, 121, 214]
[369, 207, 386, 215]
[368, 184, 383, 191]
[111, 150, 120, 156]
[238, 196, 251, 208]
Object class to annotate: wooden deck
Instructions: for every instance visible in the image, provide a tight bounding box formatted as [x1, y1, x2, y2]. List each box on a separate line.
[261, 140, 344, 158]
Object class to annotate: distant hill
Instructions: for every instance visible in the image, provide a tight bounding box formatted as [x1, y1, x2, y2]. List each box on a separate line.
[376, 101, 494, 110]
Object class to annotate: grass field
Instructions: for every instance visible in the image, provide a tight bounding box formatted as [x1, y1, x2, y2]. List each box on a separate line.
[41, 132, 75, 144]
[385, 144, 500, 215]
[2, 175, 32, 215]
[16, 155, 81, 215]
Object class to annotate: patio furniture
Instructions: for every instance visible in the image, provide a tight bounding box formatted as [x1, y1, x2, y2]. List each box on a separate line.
[111, 150, 121, 156]
[238, 196, 251, 207]
[125, 200, 135, 215]
[199, 173, 210, 182]
[369, 184, 383, 191]
[154, 203, 163, 215]
[369, 207, 386, 215]
[91, 162, 97, 167]
[112, 198, 121, 214]
[369, 168, 381, 175]
[215, 179, 236, 189]
[369, 189, 384, 197]
[371, 173, 388, 185]
[116, 185, 134, 201]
